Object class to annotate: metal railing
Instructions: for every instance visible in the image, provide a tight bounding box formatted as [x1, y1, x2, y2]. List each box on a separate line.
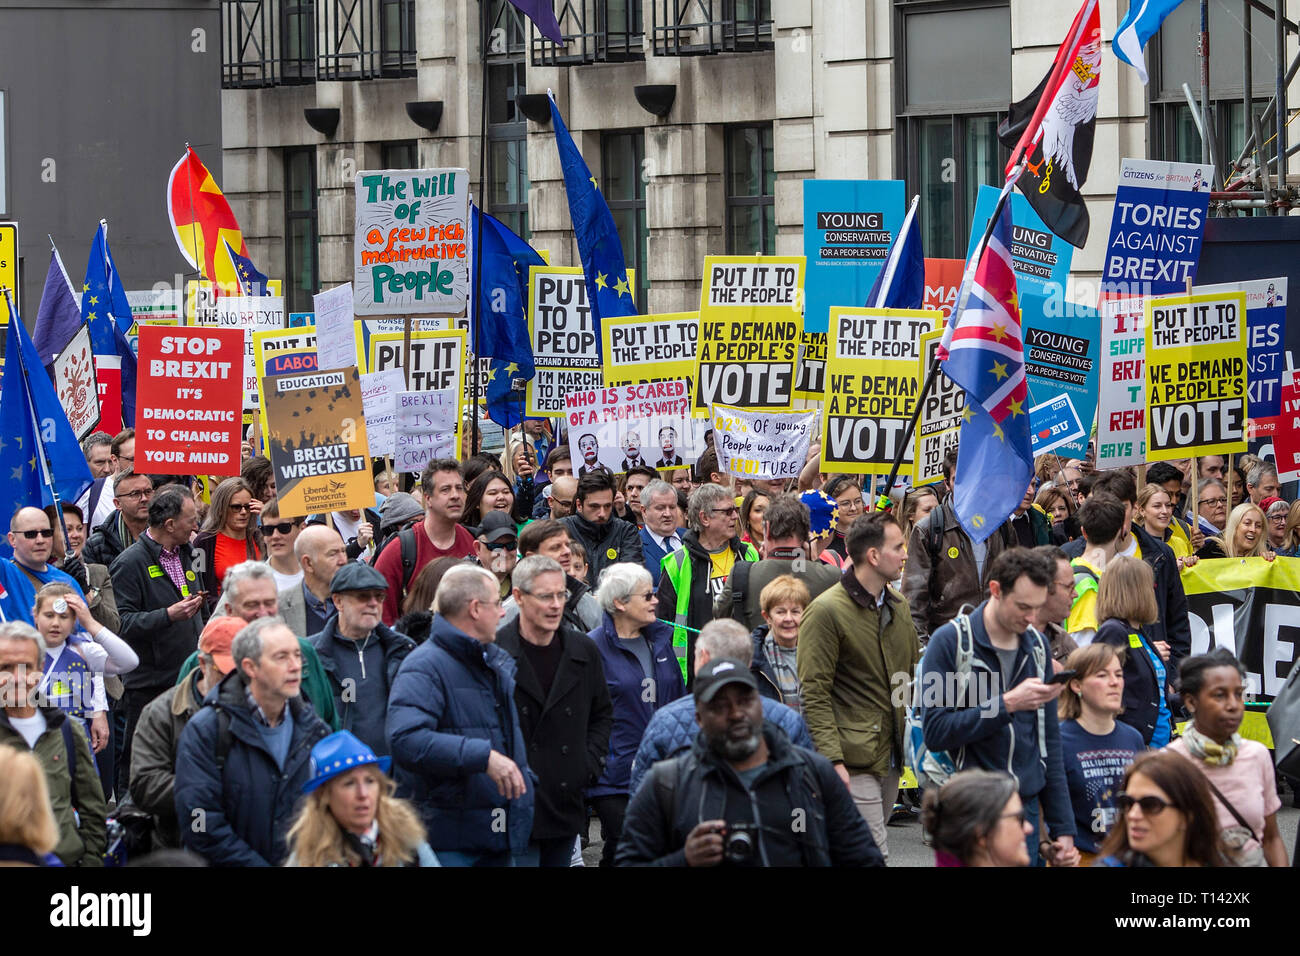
[531, 0, 644, 65]
[317, 0, 416, 80]
[651, 0, 772, 56]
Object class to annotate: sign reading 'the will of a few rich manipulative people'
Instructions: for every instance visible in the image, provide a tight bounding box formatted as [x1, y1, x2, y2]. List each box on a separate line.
[694, 256, 803, 414]
[1145, 291, 1248, 462]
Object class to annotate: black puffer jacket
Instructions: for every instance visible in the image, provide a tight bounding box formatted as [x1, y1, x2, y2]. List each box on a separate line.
[559, 513, 643, 586]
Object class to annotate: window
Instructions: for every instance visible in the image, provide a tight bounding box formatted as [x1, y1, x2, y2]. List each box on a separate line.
[318, 0, 415, 79]
[380, 0, 416, 72]
[382, 140, 419, 170]
[487, 62, 531, 239]
[725, 125, 775, 255]
[284, 148, 318, 314]
[652, 0, 773, 56]
[896, 2, 1010, 257]
[603, 131, 648, 308]
[532, 0, 644, 65]
[282, 0, 315, 83]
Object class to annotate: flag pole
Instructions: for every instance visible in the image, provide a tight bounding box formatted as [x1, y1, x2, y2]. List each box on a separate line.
[875, 170, 1024, 511]
[469, 3, 491, 456]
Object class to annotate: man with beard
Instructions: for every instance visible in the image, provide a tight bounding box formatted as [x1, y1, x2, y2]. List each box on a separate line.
[614, 657, 882, 866]
[656, 426, 683, 468]
[620, 430, 649, 472]
[576, 433, 612, 478]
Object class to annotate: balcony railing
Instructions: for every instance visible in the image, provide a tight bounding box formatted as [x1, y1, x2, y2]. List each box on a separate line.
[318, 0, 416, 80]
[651, 0, 773, 56]
[223, 0, 315, 88]
[530, 0, 644, 65]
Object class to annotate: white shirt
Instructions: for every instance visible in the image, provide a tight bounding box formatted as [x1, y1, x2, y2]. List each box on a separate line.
[649, 530, 682, 553]
[9, 711, 46, 749]
[272, 567, 304, 592]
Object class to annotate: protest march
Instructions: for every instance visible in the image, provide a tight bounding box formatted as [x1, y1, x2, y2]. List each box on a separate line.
[7, 5, 1300, 929]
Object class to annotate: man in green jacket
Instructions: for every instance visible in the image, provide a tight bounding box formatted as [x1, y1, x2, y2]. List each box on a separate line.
[0, 621, 107, 866]
[797, 511, 919, 860]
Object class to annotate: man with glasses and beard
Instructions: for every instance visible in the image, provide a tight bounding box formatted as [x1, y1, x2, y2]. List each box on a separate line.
[0, 507, 87, 624]
[615, 658, 882, 867]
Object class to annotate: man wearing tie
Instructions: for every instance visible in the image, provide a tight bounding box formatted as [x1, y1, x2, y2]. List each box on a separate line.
[638, 480, 685, 586]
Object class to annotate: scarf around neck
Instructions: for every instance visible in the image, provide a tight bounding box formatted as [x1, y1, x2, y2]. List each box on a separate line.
[1181, 724, 1241, 765]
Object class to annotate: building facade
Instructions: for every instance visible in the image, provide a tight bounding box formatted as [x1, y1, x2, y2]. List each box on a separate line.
[220, 0, 1296, 317]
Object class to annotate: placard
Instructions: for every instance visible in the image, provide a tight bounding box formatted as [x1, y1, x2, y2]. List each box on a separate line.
[1028, 392, 1087, 456]
[794, 332, 828, 402]
[966, 184, 1074, 296]
[254, 326, 319, 442]
[564, 380, 696, 476]
[185, 278, 281, 325]
[600, 311, 696, 394]
[710, 404, 819, 480]
[923, 258, 965, 320]
[52, 325, 101, 439]
[694, 256, 803, 413]
[360, 368, 406, 459]
[822, 306, 938, 475]
[136, 326, 244, 476]
[1145, 290, 1248, 461]
[1275, 373, 1300, 482]
[266, 366, 373, 515]
[1020, 293, 1101, 460]
[1096, 296, 1148, 468]
[353, 168, 470, 315]
[313, 282, 356, 370]
[365, 329, 466, 456]
[1101, 158, 1210, 297]
[914, 328, 964, 485]
[394, 390, 458, 473]
[1194, 278, 1287, 418]
[214, 295, 286, 409]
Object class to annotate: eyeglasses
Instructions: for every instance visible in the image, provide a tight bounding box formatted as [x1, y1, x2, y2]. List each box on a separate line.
[552, 498, 574, 508]
[116, 488, 153, 502]
[1000, 809, 1028, 825]
[710, 506, 739, 517]
[15, 529, 53, 539]
[638, 591, 656, 601]
[838, 497, 864, 511]
[526, 590, 569, 605]
[486, 539, 517, 552]
[229, 503, 253, 513]
[262, 521, 300, 535]
[1115, 793, 1172, 816]
[1198, 497, 1228, 508]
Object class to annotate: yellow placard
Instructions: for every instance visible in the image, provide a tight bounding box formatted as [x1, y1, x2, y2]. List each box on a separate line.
[254, 326, 319, 443]
[601, 311, 705, 417]
[0, 222, 18, 315]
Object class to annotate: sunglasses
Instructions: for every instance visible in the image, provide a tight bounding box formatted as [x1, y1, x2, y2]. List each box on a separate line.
[262, 521, 300, 536]
[15, 529, 54, 539]
[229, 503, 253, 513]
[1115, 792, 1172, 816]
[486, 539, 518, 552]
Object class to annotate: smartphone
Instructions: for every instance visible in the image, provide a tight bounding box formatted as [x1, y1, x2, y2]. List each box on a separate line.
[1044, 669, 1078, 685]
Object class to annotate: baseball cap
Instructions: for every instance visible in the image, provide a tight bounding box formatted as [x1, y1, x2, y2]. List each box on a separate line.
[472, 510, 517, 544]
[198, 616, 247, 675]
[329, 562, 389, 595]
[692, 657, 759, 704]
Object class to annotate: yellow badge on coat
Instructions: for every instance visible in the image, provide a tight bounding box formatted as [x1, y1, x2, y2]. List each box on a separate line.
[606, 548, 618, 560]
[947, 546, 959, 560]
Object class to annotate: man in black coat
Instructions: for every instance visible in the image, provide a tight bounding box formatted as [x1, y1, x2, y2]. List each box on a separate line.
[110, 485, 207, 787]
[495, 555, 613, 866]
[559, 472, 643, 587]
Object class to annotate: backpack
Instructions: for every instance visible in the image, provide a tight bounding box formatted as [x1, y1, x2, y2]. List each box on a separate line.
[905, 609, 1050, 791]
[374, 527, 420, 602]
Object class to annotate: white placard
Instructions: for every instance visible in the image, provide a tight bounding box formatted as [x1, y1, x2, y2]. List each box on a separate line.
[394, 390, 458, 473]
[360, 368, 406, 459]
[313, 282, 356, 371]
[710, 404, 819, 480]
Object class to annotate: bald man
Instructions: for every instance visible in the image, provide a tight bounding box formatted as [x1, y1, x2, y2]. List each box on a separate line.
[548, 475, 578, 522]
[0, 507, 86, 624]
[278, 525, 349, 638]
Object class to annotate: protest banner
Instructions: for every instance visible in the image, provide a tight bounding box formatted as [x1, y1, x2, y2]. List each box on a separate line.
[353, 168, 469, 316]
[185, 278, 281, 325]
[564, 380, 696, 476]
[822, 306, 937, 475]
[923, 258, 965, 320]
[1021, 293, 1100, 459]
[365, 329, 467, 455]
[1096, 297, 1147, 468]
[1145, 290, 1248, 461]
[360, 368, 406, 460]
[254, 327, 318, 441]
[1101, 159, 1210, 297]
[966, 185, 1074, 296]
[1194, 278, 1287, 418]
[313, 282, 356, 371]
[914, 328, 963, 485]
[528, 266, 634, 416]
[601, 311, 696, 386]
[711, 404, 818, 480]
[266, 366, 373, 515]
[135, 326, 243, 476]
[394, 391, 459, 473]
[794, 332, 828, 402]
[694, 256, 803, 414]
[802, 180, 905, 333]
[125, 289, 182, 357]
[214, 296, 286, 409]
[1274, 372, 1300, 482]
[52, 325, 100, 439]
[1183, 557, 1300, 703]
[1028, 393, 1086, 456]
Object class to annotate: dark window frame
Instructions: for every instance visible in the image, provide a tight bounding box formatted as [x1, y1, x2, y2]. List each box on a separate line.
[602, 129, 648, 309]
[283, 146, 319, 314]
[724, 123, 776, 255]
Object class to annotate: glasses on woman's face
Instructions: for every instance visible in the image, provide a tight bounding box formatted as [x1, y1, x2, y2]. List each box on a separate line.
[1000, 809, 1028, 826]
[1269, 513, 1288, 524]
[1198, 496, 1227, 509]
[1115, 792, 1172, 816]
[229, 503, 253, 513]
[838, 496, 864, 513]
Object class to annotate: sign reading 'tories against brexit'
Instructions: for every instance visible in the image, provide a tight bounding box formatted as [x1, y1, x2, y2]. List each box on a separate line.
[1102, 159, 1210, 297]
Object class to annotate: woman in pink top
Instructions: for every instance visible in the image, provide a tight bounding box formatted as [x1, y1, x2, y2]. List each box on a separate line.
[1166, 648, 1288, 866]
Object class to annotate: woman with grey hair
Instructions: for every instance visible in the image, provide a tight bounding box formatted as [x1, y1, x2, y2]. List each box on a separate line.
[585, 563, 685, 866]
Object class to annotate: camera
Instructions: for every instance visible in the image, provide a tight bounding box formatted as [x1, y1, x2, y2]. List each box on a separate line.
[722, 823, 761, 864]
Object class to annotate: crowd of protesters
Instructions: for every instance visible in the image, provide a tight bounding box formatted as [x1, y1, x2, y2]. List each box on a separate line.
[0, 422, 1294, 870]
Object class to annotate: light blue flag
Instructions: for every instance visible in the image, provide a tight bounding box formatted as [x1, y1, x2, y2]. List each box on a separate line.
[1114, 0, 1187, 84]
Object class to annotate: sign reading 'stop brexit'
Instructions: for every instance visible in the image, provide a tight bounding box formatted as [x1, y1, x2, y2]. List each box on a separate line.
[802, 181, 905, 333]
[1102, 159, 1210, 297]
[966, 185, 1073, 296]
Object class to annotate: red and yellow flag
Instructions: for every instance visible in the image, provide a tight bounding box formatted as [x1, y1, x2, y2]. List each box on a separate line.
[167, 146, 249, 292]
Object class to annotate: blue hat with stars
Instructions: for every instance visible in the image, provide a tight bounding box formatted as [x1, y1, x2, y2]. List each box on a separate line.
[302, 731, 392, 793]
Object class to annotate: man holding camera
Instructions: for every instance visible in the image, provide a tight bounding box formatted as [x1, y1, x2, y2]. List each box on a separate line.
[614, 658, 883, 867]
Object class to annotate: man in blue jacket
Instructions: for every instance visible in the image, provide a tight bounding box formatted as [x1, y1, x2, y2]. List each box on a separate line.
[173, 616, 330, 866]
[387, 563, 535, 866]
[920, 548, 1079, 867]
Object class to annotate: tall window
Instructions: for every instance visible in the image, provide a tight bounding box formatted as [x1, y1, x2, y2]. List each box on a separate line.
[603, 131, 648, 308]
[284, 148, 318, 314]
[896, 2, 1010, 257]
[282, 0, 315, 83]
[382, 140, 419, 170]
[380, 0, 416, 72]
[487, 62, 530, 238]
[725, 124, 775, 255]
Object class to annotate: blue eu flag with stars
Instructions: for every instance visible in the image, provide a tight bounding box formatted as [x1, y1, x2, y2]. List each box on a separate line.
[549, 94, 637, 359]
[82, 222, 138, 427]
[224, 239, 270, 296]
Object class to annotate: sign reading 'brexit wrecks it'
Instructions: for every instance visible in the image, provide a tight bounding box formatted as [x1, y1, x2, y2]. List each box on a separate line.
[822, 307, 938, 476]
[1096, 297, 1147, 469]
[694, 256, 804, 414]
[565, 380, 696, 476]
[1101, 158, 1210, 297]
[914, 328, 964, 485]
[711, 404, 819, 480]
[1144, 290, 1248, 461]
[136, 326, 244, 476]
[266, 366, 374, 516]
[353, 168, 469, 316]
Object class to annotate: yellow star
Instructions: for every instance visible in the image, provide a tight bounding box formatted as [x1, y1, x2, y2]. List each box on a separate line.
[595, 273, 608, 291]
[614, 276, 631, 298]
[82, 283, 89, 292]
[992, 421, 1005, 442]
[505, 362, 519, 375]
[962, 405, 974, 423]
[989, 323, 1008, 343]
[590, 175, 599, 190]
[88, 295, 99, 306]
[28, 456, 35, 471]
[86, 311, 97, 322]
[991, 360, 1009, 381]
[485, 367, 497, 383]
[1009, 292, 1019, 312]
[14, 436, 21, 449]
[1007, 397, 1024, 417]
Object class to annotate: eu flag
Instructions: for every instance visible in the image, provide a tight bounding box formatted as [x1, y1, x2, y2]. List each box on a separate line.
[0, 292, 94, 549]
[549, 95, 637, 359]
[82, 221, 138, 428]
[939, 193, 1034, 543]
[224, 239, 269, 296]
[865, 196, 925, 310]
[472, 205, 545, 429]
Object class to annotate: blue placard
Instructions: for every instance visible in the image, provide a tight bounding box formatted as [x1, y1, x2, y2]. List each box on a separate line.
[966, 185, 1074, 297]
[1101, 158, 1210, 297]
[1195, 278, 1288, 418]
[1028, 392, 1087, 457]
[288, 312, 315, 327]
[802, 180, 906, 333]
[1020, 290, 1101, 460]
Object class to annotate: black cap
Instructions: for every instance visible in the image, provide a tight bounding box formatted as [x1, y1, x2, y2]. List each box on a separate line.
[472, 510, 517, 543]
[692, 658, 758, 704]
[329, 562, 389, 595]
